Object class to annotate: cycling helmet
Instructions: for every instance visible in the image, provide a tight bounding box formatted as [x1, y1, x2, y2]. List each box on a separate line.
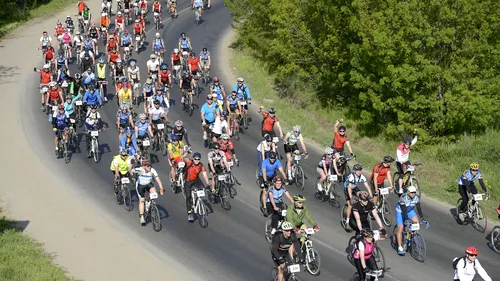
[74, 73, 81, 79]
[160, 64, 168, 70]
[171, 135, 179, 141]
[156, 85, 164, 92]
[220, 111, 227, 117]
[153, 100, 160, 105]
[129, 60, 136, 67]
[206, 94, 213, 100]
[383, 156, 394, 163]
[76, 31, 81, 35]
[281, 221, 293, 231]
[155, 32, 160, 37]
[90, 104, 98, 110]
[175, 120, 183, 127]
[120, 149, 128, 156]
[190, 52, 195, 57]
[273, 176, 282, 183]
[135, 19, 140, 23]
[268, 108, 276, 114]
[293, 125, 301, 132]
[43, 64, 50, 69]
[117, 11, 122, 15]
[212, 77, 219, 82]
[358, 191, 369, 201]
[125, 127, 133, 135]
[193, 152, 201, 159]
[49, 81, 57, 87]
[150, 54, 156, 59]
[325, 147, 334, 154]
[338, 125, 346, 132]
[173, 48, 179, 53]
[101, 12, 107, 17]
[58, 49, 64, 55]
[212, 143, 220, 149]
[180, 32, 186, 36]
[220, 134, 230, 140]
[293, 194, 306, 202]
[58, 104, 65, 110]
[142, 160, 151, 166]
[353, 164, 363, 171]
[470, 162, 479, 170]
[138, 113, 146, 120]
[88, 84, 96, 90]
[362, 229, 374, 238]
[268, 151, 277, 159]
[237, 77, 244, 82]
[66, 95, 73, 100]
[465, 246, 478, 255]
[407, 186, 417, 193]
[116, 59, 122, 63]
[403, 137, 412, 144]
[202, 47, 207, 52]
[146, 78, 153, 84]
[98, 57, 105, 64]
[265, 135, 273, 142]
[120, 104, 128, 110]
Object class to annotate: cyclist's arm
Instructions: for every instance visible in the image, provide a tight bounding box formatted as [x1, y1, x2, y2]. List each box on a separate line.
[353, 210, 363, 232]
[275, 121, 283, 138]
[183, 129, 191, 147]
[364, 182, 373, 197]
[148, 125, 154, 137]
[278, 166, 287, 181]
[299, 138, 307, 154]
[475, 260, 492, 281]
[478, 178, 487, 192]
[415, 201, 424, 219]
[400, 201, 409, 221]
[334, 120, 340, 133]
[208, 158, 215, 173]
[303, 206, 317, 227]
[262, 165, 268, 182]
[322, 161, 329, 175]
[347, 185, 354, 201]
[370, 208, 384, 230]
[271, 236, 281, 260]
[154, 175, 164, 192]
[269, 191, 277, 210]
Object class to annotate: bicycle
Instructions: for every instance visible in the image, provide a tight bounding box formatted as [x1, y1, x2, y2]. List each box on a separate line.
[230, 111, 240, 141]
[351, 269, 384, 281]
[194, 7, 202, 26]
[393, 162, 422, 198]
[114, 176, 133, 211]
[302, 228, 321, 276]
[88, 129, 101, 163]
[153, 12, 161, 30]
[152, 123, 167, 155]
[455, 192, 488, 233]
[132, 82, 141, 109]
[171, 161, 186, 197]
[341, 195, 359, 231]
[490, 226, 500, 254]
[272, 137, 282, 160]
[137, 137, 151, 162]
[68, 118, 77, 149]
[288, 151, 305, 191]
[182, 89, 194, 116]
[201, 63, 210, 86]
[56, 129, 70, 163]
[265, 207, 288, 243]
[269, 261, 302, 281]
[191, 185, 209, 228]
[347, 230, 386, 276]
[144, 191, 162, 232]
[391, 220, 429, 262]
[314, 174, 341, 208]
[98, 79, 108, 102]
[336, 154, 354, 181]
[224, 160, 239, 198]
[213, 172, 231, 210]
[74, 99, 83, 127]
[240, 99, 250, 130]
[376, 187, 393, 227]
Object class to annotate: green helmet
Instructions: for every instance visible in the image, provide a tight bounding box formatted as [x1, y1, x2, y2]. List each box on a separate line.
[293, 194, 306, 202]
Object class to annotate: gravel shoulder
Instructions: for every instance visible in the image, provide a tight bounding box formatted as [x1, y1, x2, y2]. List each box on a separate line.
[0, 2, 189, 281]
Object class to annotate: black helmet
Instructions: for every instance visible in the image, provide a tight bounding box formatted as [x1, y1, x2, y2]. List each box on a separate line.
[160, 64, 168, 70]
[211, 143, 220, 149]
[153, 100, 160, 105]
[268, 108, 276, 114]
[180, 32, 186, 36]
[339, 125, 346, 132]
[403, 137, 412, 144]
[268, 151, 277, 159]
[265, 135, 273, 142]
[88, 84, 95, 90]
[202, 47, 207, 52]
[353, 164, 362, 171]
[90, 104, 98, 110]
[383, 156, 394, 163]
[362, 229, 374, 238]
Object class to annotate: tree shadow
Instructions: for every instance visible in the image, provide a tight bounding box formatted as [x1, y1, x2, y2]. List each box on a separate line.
[0, 216, 29, 234]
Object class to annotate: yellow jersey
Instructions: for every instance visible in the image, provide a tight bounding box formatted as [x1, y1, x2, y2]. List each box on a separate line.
[97, 64, 107, 79]
[168, 141, 184, 158]
[109, 155, 132, 175]
[119, 88, 132, 102]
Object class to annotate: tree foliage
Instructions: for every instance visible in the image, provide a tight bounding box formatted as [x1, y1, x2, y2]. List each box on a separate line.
[0, 0, 53, 28]
[226, 0, 500, 140]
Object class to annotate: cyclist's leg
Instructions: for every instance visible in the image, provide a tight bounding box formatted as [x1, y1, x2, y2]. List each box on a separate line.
[458, 184, 468, 212]
[395, 211, 405, 250]
[268, 202, 279, 230]
[284, 145, 292, 180]
[136, 183, 147, 220]
[396, 161, 405, 193]
[353, 258, 366, 280]
[317, 168, 326, 190]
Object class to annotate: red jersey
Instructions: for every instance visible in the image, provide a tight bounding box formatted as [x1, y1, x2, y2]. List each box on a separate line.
[109, 52, 119, 63]
[261, 112, 278, 131]
[45, 48, 55, 60]
[56, 26, 64, 36]
[188, 57, 199, 71]
[153, 2, 161, 12]
[40, 71, 52, 84]
[184, 160, 206, 182]
[78, 1, 87, 13]
[134, 23, 142, 34]
[107, 40, 117, 51]
[159, 70, 171, 84]
[370, 163, 390, 185]
[218, 140, 234, 160]
[332, 131, 348, 150]
[140, 1, 147, 9]
[48, 89, 60, 102]
[116, 16, 124, 24]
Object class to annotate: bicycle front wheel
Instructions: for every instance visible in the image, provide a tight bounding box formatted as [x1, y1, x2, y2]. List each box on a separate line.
[380, 200, 392, 227]
[150, 203, 162, 232]
[373, 246, 386, 277]
[198, 199, 208, 228]
[123, 185, 133, 211]
[219, 183, 231, 211]
[269, 268, 278, 281]
[471, 205, 487, 233]
[64, 142, 70, 164]
[92, 139, 99, 163]
[294, 166, 305, 191]
[409, 232, 426, 262]
[392, 172, 401, 194]
[490, 226, 500, 254]
[305, 248, 321, 276]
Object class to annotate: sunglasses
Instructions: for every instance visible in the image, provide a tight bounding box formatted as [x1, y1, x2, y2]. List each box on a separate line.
[144, 165, 151, 168]
[471, 169, 479, 172]
[339, 130, 346, 133]
[296, 201, 303, 204]
[410, 192, 417, 194]
[468, 254, 477, 257]
[193, 158, 201, 161]
[283, 229, 291, 232]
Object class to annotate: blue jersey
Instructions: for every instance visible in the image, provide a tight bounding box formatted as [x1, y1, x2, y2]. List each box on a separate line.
[259, 158, 282, 177]
[153, 38, 163, 50]
[54, 112, 69, 129]
[232, 83, 251, 100]
[266, 186, 287, 203]
[458, 169, 483, 185]
[135, 120, 149, 137]
[200, 51, 210, 60]
[120, 133, 138, 154]
[201, 102, 219, 123]
[83, 39, 93, 50]
[63, 93, 81, 116]
[83, 90, 103, 105]
[56, 56, 66, 66]
[144, 83, 154, 93]
[179, 38, 190, 49]
[194, 0, 202, 8]
[344, 172, 367, 189]
[227, 95, 240, 105]
[117, 110, 131, 124]
[211, 83, 224, 99]
[395, 193, 420, 213]
[121, 34, 131, 45]
[153, 93, 166, 107]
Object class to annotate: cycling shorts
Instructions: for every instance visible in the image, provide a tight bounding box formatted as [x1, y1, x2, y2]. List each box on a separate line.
[136, 182, 154, 198]
[395, 209, 417, 226]
[344, 186, 360, 201]
[284, 144, 298, 154]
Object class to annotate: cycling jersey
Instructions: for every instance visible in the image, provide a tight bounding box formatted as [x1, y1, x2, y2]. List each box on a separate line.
[135, 120, 149, 137]
[83, 90, 102, 105]
[153, 38, 163, 51]
[351, 201, 376, 222]
[260, 158, 282, 177]
[261, 112, 278, 132]
[119, 88, 132, 103]
[96, 64, 106, 79]
[53, 112, 69, 129]
[200, 51, 210, 60]
[119, 133, 138, 155]
[40, 71, 52, 84]
[396, 137, 417, 163]
[116, 16, 124, 24]
[82, 10, 90, 19]
[212, 116, 228, 135]
[128, 66, 140, 80]
[168, 141, 184, 158]
[317, 154, 334, 169]
[117, 109, 131, 125]
[171, 53, 181, 65]
[153, 93, 166, 107]
[256, 140, 272, 153]
[211, 83, 223, 99]
[179, 37, 190, 49]
[194, 0, 202, 8]
[48, 89, 60, 102]
[395, 193, 419, 213]
[233, 83, 251, 99]
[181, 75, 192, 89]
[271, 232, 301, 260]
[344, 172, 367, 189]
[285, 131, 302, 145]
[153, 2, 161, 11]
[147, 60, 160, 72]
[64, 93, 81, 115]
[89, 28, 98, 39]
[227, 95, 239, 106]
[135, 167, 159, 185]
[45, 48, 55, 59]
[121, 34, 132, 45]
[62, 33, 71, 44]
[144, 83, 154, 94]
[149, 106, 166, 121]
[107, 40, 117, 51]
[200, 102, 219, 123]
[110, 155, 132, 174]
[40, 36, 52, 46]
[458, 169, 483, 185]
[207, 150, 226, 166]
[56, 56, 66, 66]
[134, 24, 142, 34]
[188, 57, 199, 71]
[184, 160, 206, 182]
[85, 111, 101, 126]
[171, 127, 187, 141]
[83, 39, 93, 50]
[159, 70, 170, 84]
[266, 186, 287, 203]
[332, 131, 348, 151]
[370, 163, 390, 185]
[353, 240, 375, 259]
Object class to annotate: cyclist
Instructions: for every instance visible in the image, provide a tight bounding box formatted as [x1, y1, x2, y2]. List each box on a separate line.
[192, 0, 203, 18]
[52, 104, 70, 156]
[81, 6, 92, 28]
[147, 54, 160, 84]
[143, 78, 156, 113]
[260, 151, 288, 213]
[55, 50, 68, 73]
[350, 191, 386, 236]
[96, 58, 107, 101]
[171, 120, 192, 147]
[285, 194, 320, 245]
[127, 60, 141, 89]
[344, 164, 372, 227]
[271, 221, 303, 281]
[76, 0, 87, 15]
[61, 30, 73, 61]
[133, 19, 143, 52]
[83, 84, 103, 107]
[34, 64, 53, 111]
[370, 156, 394, 206]
[207, 142, 229, 196]
[183, 152, 210, 222]
[331, 119, 354, 161]
[120, 29, 133, 52]
[352, 229, 379, 281]
[152, 0, 163, 25]
[116, 105, 133, 139]
[56, 65, 70, 84]
[81, 53, 94, 74]
[106, 34, 118, 55]
[258, 106, 283, 138]
[210, 77, 227, 103]
[395, 130, 418, 195]
[43, 42, 56, 66]
[135, 160, 164, 226]
[200, 94, 220, 147]
[256, 135, 277, 169]
[453, 246, 491, 281]
[171, 48, 182, 80]
[99, 12, 110, 37]
[152, 32, 165, 56]
[63, 93, 82, 121]
[120, 127, 139, 157]
[88, 23, 99, 54]
[149, 100, 169, 138]
[54, 21, 65, 42]
[153, 85, 169, 109]
[283, 125, 308, 181]
[316, 147, 337, 196]
[84, 104, 103, 157]
[217, 134, 238, 164]
[39, 31, 53, 53]
[178, 32, 192, 53]
[180, 71, 195, 106]
[167, 134, 185, 180]
[267, 176, 294, 235]
[199, 47, 211, 76]
[395, 185, 426, 255]
[211, 111, 230, 142]
[188, 52, 201, 77]
[233, 77, 251, 102]
[114, 59, 126, 87]
[69, 73, 83, 96]
[110, 149, 134, 193]
[45, 82, 63, 111]
[115, 11, 124, 33]
[118, 80, 133, 109]
[226, 90, 242, 129]
[135, 113, 153, 142]
[457, 162, 489, 221]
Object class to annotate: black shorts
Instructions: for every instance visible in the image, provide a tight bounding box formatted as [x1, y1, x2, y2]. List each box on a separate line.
[333, 147, 345, 155]
[212, 132, 221, 139]
[272, 251, 291, 267]
[145, 91, 153, 97]
[261, 130, 276, 138]
[152, 119, 163, 125]
[211, 165, 224, 176]
[111, 170, 131, 178]
[191, 70, 199, 76]
[119, 122, 130, 129]
[229, 104, 238, 112]
[344, 186, 360, 201]
[136, 182, 154, 198]
[284, 144, 298, 154]
[258, 174, 277, 189]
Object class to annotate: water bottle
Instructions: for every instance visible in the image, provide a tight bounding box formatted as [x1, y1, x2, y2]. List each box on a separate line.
[145, 201, 150, 212]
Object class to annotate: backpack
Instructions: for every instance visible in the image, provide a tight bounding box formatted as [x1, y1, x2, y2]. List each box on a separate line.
[452, 256, 475, 270]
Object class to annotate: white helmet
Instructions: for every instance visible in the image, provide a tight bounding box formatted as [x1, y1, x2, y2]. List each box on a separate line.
[139, 113, 147, 120]
[116, 59, 122, 63]
[43, 64, 50, 69]
[173, 48, 179, 54]
[175, 120, 183, 126]
[150, 54, 156, 59]
[101, 13, 107, 17]
[325, 147, 334, 154]
[155, 32, 160, 37]
[237, 77, 244, 82]
[220, 134, 230, 140]
[407, 186, 417, 193]
[135, 19, 140, 23]
[293, 125, 301, 132]
[281, 221, 293, 231]
[117, 11, 122, 15]
[49, 81, 57, 87]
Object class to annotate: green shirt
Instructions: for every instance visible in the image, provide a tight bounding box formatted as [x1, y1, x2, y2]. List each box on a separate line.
[285, 204, 316, 228]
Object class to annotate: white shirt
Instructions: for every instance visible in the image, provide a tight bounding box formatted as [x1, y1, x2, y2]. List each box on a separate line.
[212, 116, 229, 135]
[85, 111, 101, 126]
[454, 258, 491, 281]
[135, 167, 159, 185]
[40, 36, 52, 46]
[256, 140, 272, 152]
[127, 66, 140, 78]
[149, 106, 166, 121]
[147, 59, 160, 72]
[396, 136, 417, 163]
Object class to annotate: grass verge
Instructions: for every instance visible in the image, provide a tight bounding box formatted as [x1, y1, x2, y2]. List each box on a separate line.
[0, 0, 74, 38]
[228, 35, 500, 223]
[0, 211, 76, 281]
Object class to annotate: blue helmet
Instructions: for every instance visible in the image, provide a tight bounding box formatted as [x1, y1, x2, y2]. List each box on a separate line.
[193, 152, 201, 159]
[171, 134, 179, 141]
[125, 127, 133, 135]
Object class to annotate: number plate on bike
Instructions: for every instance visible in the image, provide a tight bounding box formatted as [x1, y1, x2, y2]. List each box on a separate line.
[294, 155, 301, 161]
[52, 106, 58, 112]
[329, 175, 337, 182]
[281, 210, 287, 217]
[305, 228, 315, 235]
[102, 81, 108, 85]
[157, 124, 164, 129]
[196, 190, 205, 197]
[227, 160, 233, 167]
[288, 264, 300, 273]
[70, 119, 75, 124]
[473, 194, 483, 201]
[218, 175, 225, 181]
[373, 230, 380, 241]
[273, 137, 279, 143]
[407, 165, 415, 172]
[379, 188, 389, 195]
[149, 192, 158, 199]
[136, 36, 140, 41]
[75, 101, 82, 105]
[124, 47, 130, 52]
[178, 162, 185, 168]
[142, 140, 150, 146]
[410, 223, 420, 231]
[240, 101, 246, 105]
[91, 131, 99, 137]
[217, 100, 223, 105]
[121, 177, 130, 184]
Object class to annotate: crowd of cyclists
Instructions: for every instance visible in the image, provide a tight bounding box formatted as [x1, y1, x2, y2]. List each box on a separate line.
[32, 1, 495, 280]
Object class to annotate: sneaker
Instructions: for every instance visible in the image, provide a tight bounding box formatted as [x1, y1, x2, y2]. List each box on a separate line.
[140, 216, 146, 226]
[104, 96, 108, 102]
[458, 212, 466, 221]
[188, 213, 194, 222]
[41, 106, 46, 111]
[271, 228, 276, 235]
[397, 247, 405, 255]
[317, 183, 323, 192]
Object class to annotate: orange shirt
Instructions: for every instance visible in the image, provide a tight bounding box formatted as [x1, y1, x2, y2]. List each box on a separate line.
[78, 1, 87, 13]
[153, 2, 161, 11]
[184, 160, 206, 182]
[332, 131, 348, 150]
[188, 57, 199, 71]
[261, 112, 278, 131]
[109, 52, 119, 63]
[370, 163, 390, 185]
[40, 71, 52, 84]
[100, 16, 110, 28]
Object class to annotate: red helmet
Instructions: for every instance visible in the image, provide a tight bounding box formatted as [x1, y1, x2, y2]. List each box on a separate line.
[142, 160, 151, 166]
[273, 176, 282, 183]
[465, 246, 478, 255]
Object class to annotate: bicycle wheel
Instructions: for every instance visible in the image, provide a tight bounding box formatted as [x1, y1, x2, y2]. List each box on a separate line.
[340, 204, 350, 230]
[409, 232, 426, 262]
[490, 226, 500, 254]
[294, 166, 305, 191]
[64, 142, 70, 164]
[305, 248, 321, 275]
[410, 177, 421, 199]
[92, 139, 99, 163]
[392, 172, 401, 193]
[350, 273, 361, 281]
[380, 200, 392, 227]
[160, 137, 166, 156]
[198, 199, 208, 228]
[329, 183, 341, 208]
[373, 246, 386, 277]
[188, 101, 194, 117]
[123, 185, 133, 211]
[229, 183, 237, 198]
[269, 268, 278, 281]
[265, 218, 273, 243]
[115, 185, 124, 205]
[471, 205, 487, 233]
[259, 189, 267, 216]
[150, 203, 162, 232]
[233, 121, 240, 141]
[219, 183, 231, 211]
[243, 111, 249, 130]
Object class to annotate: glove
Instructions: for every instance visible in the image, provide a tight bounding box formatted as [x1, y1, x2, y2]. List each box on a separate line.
[413, 129, 419, 136]
[363, 267, 370, 274]
[313, 225, 320, 231]
[52, 128, 57, 132]
[380, 228, 387, 236]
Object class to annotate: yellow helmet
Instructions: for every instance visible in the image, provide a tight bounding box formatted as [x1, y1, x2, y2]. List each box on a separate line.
[470, 162, 479, 170]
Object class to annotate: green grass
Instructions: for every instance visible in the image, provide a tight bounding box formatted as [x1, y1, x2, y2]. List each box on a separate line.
[229, 42, 500, 222]
[0, 213, 76, 281]
[0, 0, 74, 38]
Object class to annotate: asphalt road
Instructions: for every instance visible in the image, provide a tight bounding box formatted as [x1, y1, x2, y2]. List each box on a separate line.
[23, 1, 500, 280]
